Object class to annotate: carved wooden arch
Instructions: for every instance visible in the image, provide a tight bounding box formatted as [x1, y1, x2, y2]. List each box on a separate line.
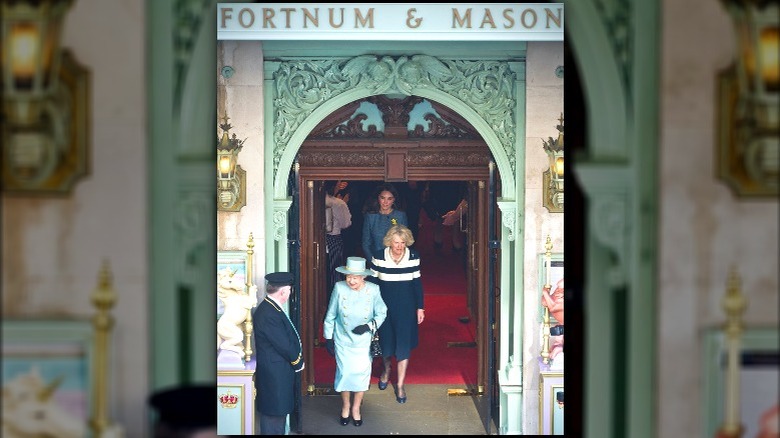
[297, 95, 494, 181]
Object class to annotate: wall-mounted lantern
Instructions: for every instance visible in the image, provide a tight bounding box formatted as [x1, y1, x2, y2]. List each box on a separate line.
[1, 0, 90, 194]
[717, 0, 778, 197]
[542, 113, 564, 213]
[217, 116, 246, 212]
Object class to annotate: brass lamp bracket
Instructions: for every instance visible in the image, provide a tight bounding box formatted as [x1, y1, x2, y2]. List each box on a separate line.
[717, 64, 779, 198]
[2, 50, 90, 195]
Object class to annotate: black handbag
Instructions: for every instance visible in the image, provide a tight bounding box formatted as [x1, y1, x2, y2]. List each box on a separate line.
[370, 331, 383, 357]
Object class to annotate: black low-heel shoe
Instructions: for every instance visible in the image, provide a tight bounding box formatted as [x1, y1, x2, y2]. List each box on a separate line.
[353, 418, 363, 427]
[339, 416, 350, 426]
[377, 379, 389, 390]
[395, 387, 407, 404]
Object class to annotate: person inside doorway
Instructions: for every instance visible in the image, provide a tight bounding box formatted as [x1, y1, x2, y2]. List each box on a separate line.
[441, 193, 468, 269]
[421, 181, 467, 254]
[337, 180, 371, 258]
[361, 183, 407, 260]
[396, 181, 424, 243]
[324, 180, 352, 299]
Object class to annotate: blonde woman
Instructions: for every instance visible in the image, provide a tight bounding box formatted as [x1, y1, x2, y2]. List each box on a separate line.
[369, 224, 425, 404]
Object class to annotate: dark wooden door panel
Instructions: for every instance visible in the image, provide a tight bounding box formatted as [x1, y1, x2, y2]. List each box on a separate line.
[299, 178, 326, 394]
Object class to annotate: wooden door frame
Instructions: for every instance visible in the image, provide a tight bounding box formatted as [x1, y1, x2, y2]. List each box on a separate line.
[470, 179, 490, 394]
[298, 178, 326, 393]
[297, 173, 494, 394]
[294, 95, 499, 406]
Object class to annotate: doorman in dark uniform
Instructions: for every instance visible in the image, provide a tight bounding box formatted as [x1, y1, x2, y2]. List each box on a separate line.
[253, 272, 304, 435]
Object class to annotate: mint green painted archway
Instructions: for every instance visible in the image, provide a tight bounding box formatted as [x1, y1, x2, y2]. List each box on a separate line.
[565, 2, 628, 161]
[263, 55, 528, 284]
[266, 56, 522, 202]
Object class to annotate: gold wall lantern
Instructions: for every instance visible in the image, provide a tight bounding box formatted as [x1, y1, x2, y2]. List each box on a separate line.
[717, 0, 778, 197]
[1, 0, 90, 194]
[217, 116, 246, 212]
[542, 113, 564, 213]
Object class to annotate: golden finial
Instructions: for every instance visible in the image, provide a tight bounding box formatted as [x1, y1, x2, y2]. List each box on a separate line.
[90, 259, 116, 435]
[247, 232, 255, 255]
[246, 233, 255, 287]
[718, 266, 747, 436]
[91, 259, 117, 330]
[244, 232, 256, 363]
[722, 266, 746, 336]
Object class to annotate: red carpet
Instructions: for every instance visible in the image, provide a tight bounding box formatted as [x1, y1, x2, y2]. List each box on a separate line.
[314, 208, 477, 385]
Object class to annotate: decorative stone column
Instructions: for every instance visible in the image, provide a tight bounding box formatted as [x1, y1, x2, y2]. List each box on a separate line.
[499, 354, 524, 434]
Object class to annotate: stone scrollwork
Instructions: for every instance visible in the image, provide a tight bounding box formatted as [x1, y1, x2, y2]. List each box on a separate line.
[174, 0, 211, 109]
[273, 209, 288, 242]
[497, 200, 518, 242]
[272, 199, 293, 242]
[503, 211, 517, 242]
[272, 55, 517, 181]
[593, 0, 633, 97]
[175, 191, 211, 285]
[590, 194, 630, 289]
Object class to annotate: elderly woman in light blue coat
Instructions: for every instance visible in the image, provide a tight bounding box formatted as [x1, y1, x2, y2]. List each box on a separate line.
[323, 257, 387, 427]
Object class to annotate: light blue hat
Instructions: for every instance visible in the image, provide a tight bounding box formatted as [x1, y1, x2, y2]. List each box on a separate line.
[335, 257, 373, 276]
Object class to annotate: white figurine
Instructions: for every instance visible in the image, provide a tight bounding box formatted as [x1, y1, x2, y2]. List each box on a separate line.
[217, 267, 258, 355]
[1, 367, 85, 438]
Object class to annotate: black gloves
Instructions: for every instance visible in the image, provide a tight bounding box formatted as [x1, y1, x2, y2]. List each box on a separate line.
[352, 324, 371, 335]
[327, 325, 370, 357]
[326, 339, 335, 357]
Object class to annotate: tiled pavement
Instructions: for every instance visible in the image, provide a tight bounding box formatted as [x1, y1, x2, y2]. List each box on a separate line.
[285, 384, 497, 435]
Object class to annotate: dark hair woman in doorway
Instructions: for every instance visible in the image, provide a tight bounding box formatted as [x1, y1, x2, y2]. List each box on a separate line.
[361, 183, 407, 260]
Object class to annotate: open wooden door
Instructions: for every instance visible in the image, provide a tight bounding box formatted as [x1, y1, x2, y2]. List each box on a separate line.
[298, 178, 327, 395]
[466, 165, 500, 434]
[486, 162, 501, 433]
[465, 181, 479, 323]
[468, 181, 488, 390]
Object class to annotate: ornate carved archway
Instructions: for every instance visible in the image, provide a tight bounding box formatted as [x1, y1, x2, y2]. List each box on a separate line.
[267, 55, 522, 201]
